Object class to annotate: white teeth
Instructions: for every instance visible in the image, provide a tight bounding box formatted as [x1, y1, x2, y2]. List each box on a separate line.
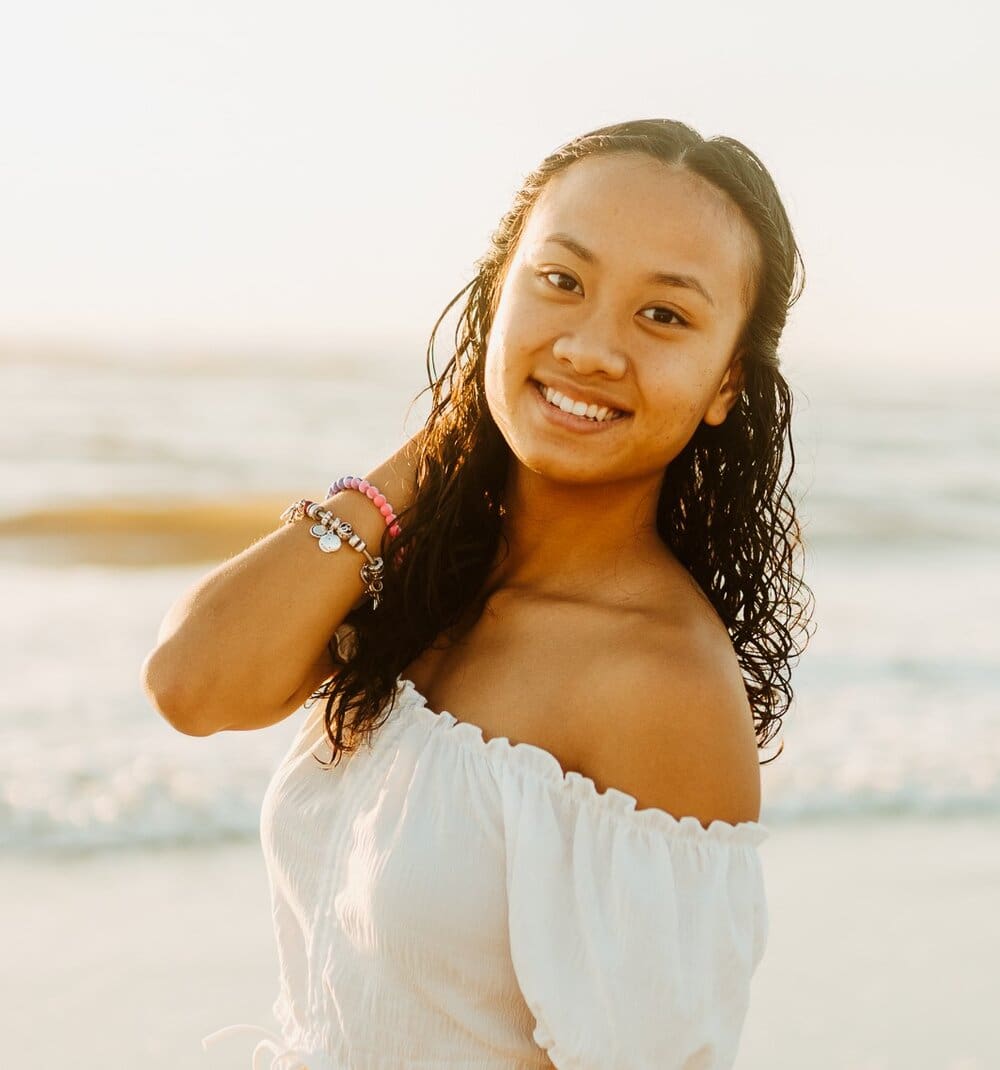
[540, 383, 622, 422]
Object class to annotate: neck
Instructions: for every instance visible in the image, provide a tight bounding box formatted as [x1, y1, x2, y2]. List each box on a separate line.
[485, 461, 675, 606]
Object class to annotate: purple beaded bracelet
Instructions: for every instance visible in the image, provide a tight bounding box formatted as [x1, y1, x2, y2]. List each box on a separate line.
[327, 476, 402, 540]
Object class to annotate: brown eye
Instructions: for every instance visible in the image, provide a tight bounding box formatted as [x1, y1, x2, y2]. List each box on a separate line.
[541, 271, 581, 294]
[640, 306, 688, 328]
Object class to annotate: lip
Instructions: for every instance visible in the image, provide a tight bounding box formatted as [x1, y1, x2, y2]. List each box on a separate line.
[530, 379, 632, 433]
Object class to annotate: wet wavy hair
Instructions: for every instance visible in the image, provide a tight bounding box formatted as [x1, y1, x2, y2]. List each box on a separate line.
[309, 117, 815, 768]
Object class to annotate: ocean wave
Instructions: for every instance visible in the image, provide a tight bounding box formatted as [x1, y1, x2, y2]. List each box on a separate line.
[0, 497, 291, 536]
[0, 497, 297, 567]
[0, 492, 998, 561]
[4, 751, 998, 857]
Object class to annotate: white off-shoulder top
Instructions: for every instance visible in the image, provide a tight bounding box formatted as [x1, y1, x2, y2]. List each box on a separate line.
[202, 630, 770, 1070]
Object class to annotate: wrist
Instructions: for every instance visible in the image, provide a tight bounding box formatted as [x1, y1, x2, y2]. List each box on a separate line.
[320, 490, 391, 557]
[368, 430, 422, 511]
[328, 475, 402, 540]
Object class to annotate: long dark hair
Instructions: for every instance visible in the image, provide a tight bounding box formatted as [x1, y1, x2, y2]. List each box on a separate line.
[309, 118, 815, 767]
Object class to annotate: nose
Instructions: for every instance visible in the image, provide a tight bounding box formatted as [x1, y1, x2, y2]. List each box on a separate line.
[550, 305, 628, 379]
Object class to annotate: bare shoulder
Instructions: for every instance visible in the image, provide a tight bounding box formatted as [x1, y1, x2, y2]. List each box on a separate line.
[578, 606, 762, 829]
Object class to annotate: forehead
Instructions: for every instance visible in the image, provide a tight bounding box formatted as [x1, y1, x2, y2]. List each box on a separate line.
[522, 153, 758, 309]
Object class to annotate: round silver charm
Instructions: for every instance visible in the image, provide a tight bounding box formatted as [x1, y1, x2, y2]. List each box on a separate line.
[318, 530, 343, 553]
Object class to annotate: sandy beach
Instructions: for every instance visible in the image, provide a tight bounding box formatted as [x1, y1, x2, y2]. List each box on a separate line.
[4, 816, 997, 1069]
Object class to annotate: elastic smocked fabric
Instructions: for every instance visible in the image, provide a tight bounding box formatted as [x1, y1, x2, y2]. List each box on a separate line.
[201, 659, 770, 1069]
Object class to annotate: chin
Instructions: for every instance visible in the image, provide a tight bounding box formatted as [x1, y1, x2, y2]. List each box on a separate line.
[509, 443, 613, 485]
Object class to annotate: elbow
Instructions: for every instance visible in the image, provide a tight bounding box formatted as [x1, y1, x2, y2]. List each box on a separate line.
[140, 647, 219, 737]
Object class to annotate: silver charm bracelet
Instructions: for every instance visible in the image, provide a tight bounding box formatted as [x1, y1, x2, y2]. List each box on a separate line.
[279, 498, 385, 609]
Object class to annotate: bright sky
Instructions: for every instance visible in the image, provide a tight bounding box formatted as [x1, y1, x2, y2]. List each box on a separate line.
[2, 0, 997, 379]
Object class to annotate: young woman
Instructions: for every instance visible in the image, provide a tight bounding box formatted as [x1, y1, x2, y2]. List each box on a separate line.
[144, 117, 813, 1068]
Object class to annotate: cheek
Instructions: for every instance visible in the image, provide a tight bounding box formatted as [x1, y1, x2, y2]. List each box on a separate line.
[641, 377, 705, 439]
[482, 337, 513, 431]
[483, 309, 528, 397]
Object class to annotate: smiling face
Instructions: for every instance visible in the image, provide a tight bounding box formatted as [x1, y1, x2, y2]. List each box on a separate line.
[483, 152, 760, 488]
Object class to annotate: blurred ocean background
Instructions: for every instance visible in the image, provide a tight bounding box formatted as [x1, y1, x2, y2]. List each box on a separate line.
[4, 348, 998, 857]
[5, 2, 998, 1063]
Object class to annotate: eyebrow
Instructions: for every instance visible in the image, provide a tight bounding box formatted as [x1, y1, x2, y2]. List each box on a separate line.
[542, 232, 715, 307]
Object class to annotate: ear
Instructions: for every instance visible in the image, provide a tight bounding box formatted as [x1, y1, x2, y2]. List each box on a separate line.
[702, 349, 745, 428]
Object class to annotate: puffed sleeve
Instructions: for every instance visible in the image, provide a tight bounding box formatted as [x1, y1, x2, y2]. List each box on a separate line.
[499, 760, 770, 1070]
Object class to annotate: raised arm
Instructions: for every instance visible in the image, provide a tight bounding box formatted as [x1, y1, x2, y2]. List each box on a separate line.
[140, 429, 423, 736]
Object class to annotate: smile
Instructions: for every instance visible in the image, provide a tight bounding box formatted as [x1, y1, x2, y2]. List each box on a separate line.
[531, 380, 631, 432]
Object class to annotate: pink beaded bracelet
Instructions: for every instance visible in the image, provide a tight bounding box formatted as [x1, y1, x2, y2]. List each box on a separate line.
[327, 475, 403, 540]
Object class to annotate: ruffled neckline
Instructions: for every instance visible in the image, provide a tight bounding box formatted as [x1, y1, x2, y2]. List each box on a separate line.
[395, 675, 769, 847]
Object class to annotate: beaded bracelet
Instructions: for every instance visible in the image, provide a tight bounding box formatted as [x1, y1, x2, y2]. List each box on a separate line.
[279, 498, 385, 609]
[327, 475, 402, 540]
